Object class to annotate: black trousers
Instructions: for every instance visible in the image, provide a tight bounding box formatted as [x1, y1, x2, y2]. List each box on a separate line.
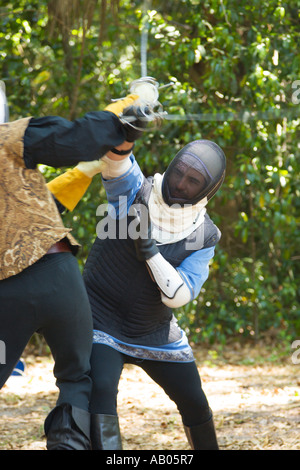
[0, 253, 93, 410]
[89, 344, 212, 426]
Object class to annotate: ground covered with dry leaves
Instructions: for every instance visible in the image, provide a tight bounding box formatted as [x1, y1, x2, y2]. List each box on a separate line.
[0, 341, 299, 451]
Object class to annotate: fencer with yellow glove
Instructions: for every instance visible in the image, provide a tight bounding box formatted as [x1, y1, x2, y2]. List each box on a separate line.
[47, 93, 147, 211]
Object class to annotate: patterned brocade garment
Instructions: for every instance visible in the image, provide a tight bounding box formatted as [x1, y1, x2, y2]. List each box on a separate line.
[0, 118, 78, 280]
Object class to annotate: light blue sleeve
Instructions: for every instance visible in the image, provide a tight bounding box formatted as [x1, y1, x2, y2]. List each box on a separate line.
[102, 154, 144, 218]
[176, 246, 215, 300]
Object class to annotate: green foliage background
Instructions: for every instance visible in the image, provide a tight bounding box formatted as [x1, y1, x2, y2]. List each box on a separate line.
[1, 0, 299, 344]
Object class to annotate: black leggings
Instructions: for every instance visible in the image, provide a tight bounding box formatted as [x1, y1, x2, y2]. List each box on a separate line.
[0, 253, 93, 410]
[89, 343, 211, 427]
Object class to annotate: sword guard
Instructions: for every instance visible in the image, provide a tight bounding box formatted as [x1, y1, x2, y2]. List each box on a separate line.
[115, 77, 170, 131]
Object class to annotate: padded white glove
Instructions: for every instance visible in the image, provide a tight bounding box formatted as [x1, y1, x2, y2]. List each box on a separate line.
[101, 155, 132, 179]
[76, 159, 108, 178]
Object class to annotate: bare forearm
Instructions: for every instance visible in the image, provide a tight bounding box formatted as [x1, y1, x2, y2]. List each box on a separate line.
[106, 141, 135, 160]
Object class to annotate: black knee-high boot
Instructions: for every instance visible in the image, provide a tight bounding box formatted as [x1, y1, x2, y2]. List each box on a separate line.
[184, 414, 219, 450]
[44, 403, 91, 450]
[90, 414, 122, 450]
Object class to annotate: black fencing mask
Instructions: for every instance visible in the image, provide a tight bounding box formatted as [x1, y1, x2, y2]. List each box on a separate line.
[162, 140, 226, 206]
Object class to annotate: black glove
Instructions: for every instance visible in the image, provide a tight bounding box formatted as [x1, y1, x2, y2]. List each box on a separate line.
[122, 105, 151, 142]
[131, 203, 159, 262]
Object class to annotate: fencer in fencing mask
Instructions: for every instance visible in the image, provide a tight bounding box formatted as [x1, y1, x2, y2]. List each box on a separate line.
[148, 140, 226, 244]
[162, 140, 226, 207]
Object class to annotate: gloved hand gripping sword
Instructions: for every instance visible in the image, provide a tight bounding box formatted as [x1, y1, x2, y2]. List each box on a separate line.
[47, 78, 167, 211]
[117, 77, 167, 135]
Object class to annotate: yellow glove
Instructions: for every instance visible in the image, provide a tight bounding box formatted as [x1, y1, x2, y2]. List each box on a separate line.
[47, 159, 107, 211]
[104, 93, 139, 116]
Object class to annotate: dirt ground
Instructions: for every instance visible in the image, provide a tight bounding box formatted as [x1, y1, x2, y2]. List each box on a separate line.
[0, 341, 299, 451]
